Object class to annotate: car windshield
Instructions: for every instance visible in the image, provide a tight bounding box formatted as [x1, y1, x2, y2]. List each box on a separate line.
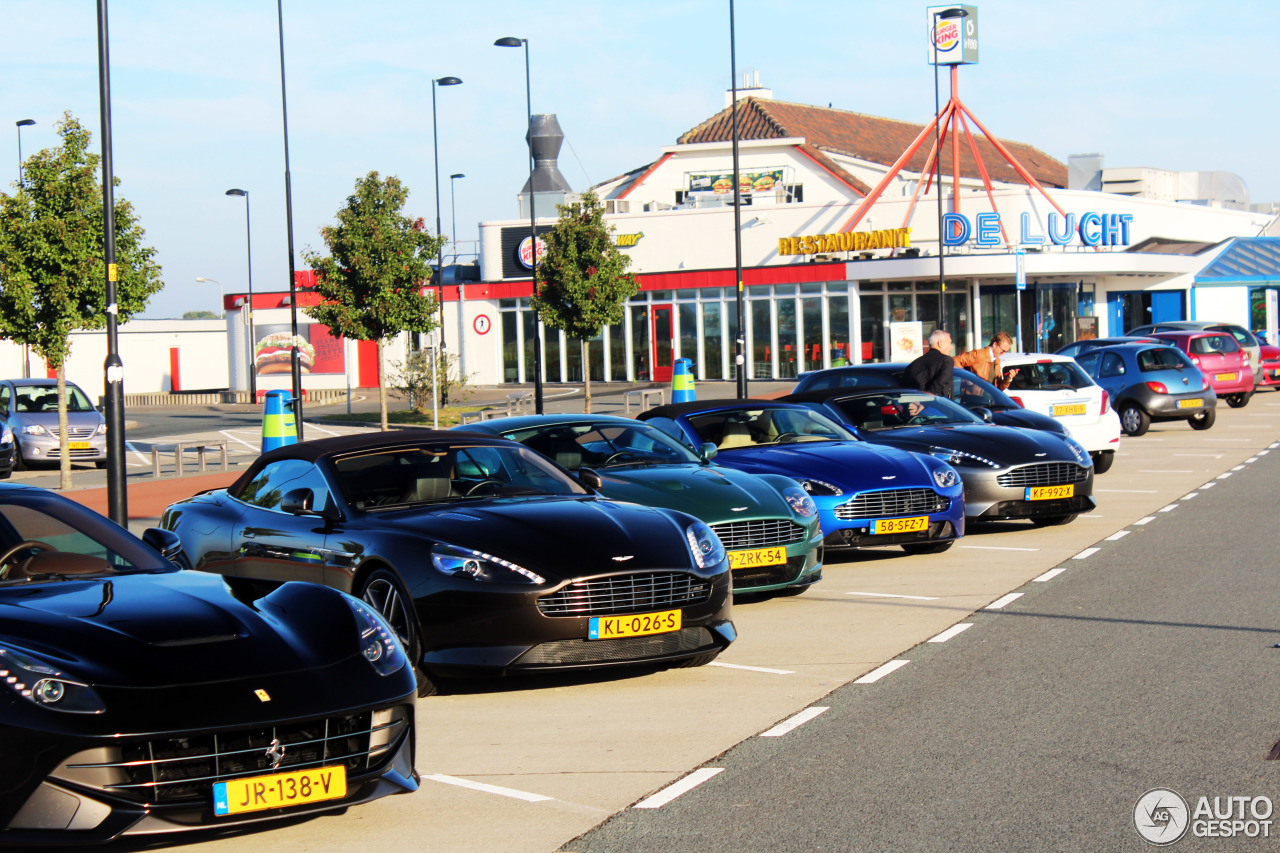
[0, 496, 170, 583]
[504, 422, 700, 469]
[332, 442, 588, 509]
[1006, 360, 1093, 391]
[1138, 347, 1194, 372]
[830, 391, 983, 431]
[12, 385, 95, 414]
[686, 406, 852, 449]
[1190, 335, 1239, 355]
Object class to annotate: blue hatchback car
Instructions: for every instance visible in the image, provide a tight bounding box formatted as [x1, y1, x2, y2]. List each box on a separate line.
[1073, 343, 1217, 436]
[638, 399, 965, 555]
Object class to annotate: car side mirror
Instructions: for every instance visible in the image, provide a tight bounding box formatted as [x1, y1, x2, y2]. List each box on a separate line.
[142, 527, 186, 565]
[972, 407, 995, 423]
[699, 442, 718, 462]
[281, 488, 340, 521]
[577, 468, 604, 490]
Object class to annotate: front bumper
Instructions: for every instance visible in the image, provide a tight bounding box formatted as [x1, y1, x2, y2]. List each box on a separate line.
[958, 462, 1095, 519]
[814, 485, 965, 550]
[19, 435, 107, 463]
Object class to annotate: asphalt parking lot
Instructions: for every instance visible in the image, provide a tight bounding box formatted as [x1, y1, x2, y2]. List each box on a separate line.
[51, 384, 1280, 853]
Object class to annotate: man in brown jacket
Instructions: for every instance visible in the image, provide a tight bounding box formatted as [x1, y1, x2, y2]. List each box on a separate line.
[954, 331, 1020, 390]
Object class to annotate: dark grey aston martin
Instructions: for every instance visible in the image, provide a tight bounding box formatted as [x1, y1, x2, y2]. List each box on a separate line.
[160, 431, 735, 695]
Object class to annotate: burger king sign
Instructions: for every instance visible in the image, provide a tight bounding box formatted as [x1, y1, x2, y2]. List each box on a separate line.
[927, 5, 978, 66]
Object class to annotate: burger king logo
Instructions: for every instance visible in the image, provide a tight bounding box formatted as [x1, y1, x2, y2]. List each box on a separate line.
[517, 235, 547, 269]
[934, 19, 960, 53]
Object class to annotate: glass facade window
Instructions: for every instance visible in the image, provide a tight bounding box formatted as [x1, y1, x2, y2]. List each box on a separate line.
[778, 299, 798, 377]
[828, 295, 850, 366]
[631, 305, 651, 381]
[521, 312, 538, 381]
[800, 282, 823, 294]
[801, 297, 823, 374]
[608, 321, 627, 381]
[502, 311, 519, 381]
[565, 335, 582, 381]
[587, 335, 605, 381]
[860, 293, 884, 363]
[727, 301, 740, 380]
[702, 302, 723, 379]
[544, 326, 562, 382]
[750, 300, 772, 378]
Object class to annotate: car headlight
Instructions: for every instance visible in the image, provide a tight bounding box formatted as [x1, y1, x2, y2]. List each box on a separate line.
[932, 466, 960, 488]
[0, 426, 12, 446]
[21, 424, 47, 437]
[929, 447, 999, 469]
[0, 647, 105, 714]
[343, 597, 408, 677]
[782, 486, 817, 518]
[1063, 437, 1089, 466]
[95, 423, 108, 436]
[431, 543, 545, 584]
[797, 478, 843, 497]
[685, 520, 726, 569]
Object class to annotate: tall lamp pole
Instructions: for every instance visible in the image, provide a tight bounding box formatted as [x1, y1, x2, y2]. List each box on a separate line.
[277, 0, 303, 438]
[96, 0, 126, 523]
[932, 6, 968, 334]
[15, 119, 34, 187]
[194, 277, 223, 315]
[729, 1, 746, 397]
[431, 76, 462, 406]
[494, 36, 543, 414]
[451, 172, 466, 380]
[225, 189, 256, 400]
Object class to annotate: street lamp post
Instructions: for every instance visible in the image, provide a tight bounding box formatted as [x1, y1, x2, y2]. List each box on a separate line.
[729, 1, 746, 397]
[451, 172, 466, 380]
[225, 188, 256, 400]
[276, 0, 303, 438]
[932, 6, 968, 335]
[194, 277, 223, 315]
[494, 36, 543, 414]
[15, 119, 34, 187]
[431, 76, 462, 407]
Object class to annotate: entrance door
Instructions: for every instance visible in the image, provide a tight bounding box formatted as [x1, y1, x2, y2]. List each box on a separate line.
[651, 305, 674, 382]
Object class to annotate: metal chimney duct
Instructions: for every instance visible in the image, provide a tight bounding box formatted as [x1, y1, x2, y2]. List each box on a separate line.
[519, 114, 573, 219]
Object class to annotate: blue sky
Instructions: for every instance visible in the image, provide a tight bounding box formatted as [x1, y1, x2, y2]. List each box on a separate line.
[2, 0, 1275, 318]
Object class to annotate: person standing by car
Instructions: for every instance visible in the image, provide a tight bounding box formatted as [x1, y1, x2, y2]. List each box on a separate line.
[954, 331, 1019, 390]
[904, 329, 954, 398]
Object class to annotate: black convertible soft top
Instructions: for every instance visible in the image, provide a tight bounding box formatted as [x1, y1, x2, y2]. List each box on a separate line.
[637, 398, 800, 422]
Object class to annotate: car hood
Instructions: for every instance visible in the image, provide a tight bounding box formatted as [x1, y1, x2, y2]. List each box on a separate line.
[988, 407, 1068, 434]
[709, 440, 934, 488]
[378, 496, 701, 579]
[0, 571, 361, 688]
[591, 463, 793, 522]
[863, 423, 1080, 464]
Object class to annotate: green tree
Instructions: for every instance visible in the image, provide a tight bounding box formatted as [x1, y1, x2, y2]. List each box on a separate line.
[302, 171, 443, 430]
[0, 112, 162, 489]
[532, 191, 639, 412]
[183, 310, 218, 320]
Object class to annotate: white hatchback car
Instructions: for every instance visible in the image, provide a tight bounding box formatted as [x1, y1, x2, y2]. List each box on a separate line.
[1000, 353, 1122, 473]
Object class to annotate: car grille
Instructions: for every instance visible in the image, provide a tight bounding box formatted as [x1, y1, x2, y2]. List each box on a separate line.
[514, 627, 716, 665]
[54, 426, 98, 440]
[730, 555, 807, 590]
[833, 488, 949, 520]
[997, 462, 1090, 488]
[56, 706, 411, 806]
[537, 571, 713, 617]
[709, 518, 806, 549]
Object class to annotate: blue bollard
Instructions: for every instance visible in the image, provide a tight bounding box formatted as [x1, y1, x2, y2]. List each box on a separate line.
[672, 358, 696, 403]
[261, 390, 298, 453]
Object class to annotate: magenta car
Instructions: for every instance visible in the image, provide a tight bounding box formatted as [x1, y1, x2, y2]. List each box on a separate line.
[1149, 331, 1254, 407]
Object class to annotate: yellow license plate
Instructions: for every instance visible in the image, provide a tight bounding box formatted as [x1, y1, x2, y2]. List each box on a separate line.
[1051, 403, 1087, 416]
[871, 516, 929, 534]
[1177, 399, 1203, 408]
[68, 441, 91, 449]
[589, 609, 681, 640]
[728, 546, 786, 570]
[1215, 372, 1236, 382]
[213, 765, 346, 816]
[1025, 485, 1074, 500]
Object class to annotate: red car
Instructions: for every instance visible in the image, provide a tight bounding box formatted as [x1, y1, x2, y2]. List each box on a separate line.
[1249, 331, 1280, 388]
[1149, 331, 1254, 407]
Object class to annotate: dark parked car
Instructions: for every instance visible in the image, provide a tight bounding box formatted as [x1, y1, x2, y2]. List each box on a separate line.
[637, 400, 966, 554]
[792, 364, 1068, 436]
[0, 483, 418, 845]
[161, 431, 736, 694]
[1074, 343, 1217, 435]
[782, 388, 1096, 527]
[459, 414, 824, 596]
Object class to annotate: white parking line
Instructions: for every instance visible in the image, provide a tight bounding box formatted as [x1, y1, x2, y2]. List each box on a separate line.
[220, 429, 259, 450]
[960, 545, 1039, 552]
[1095, 489, 1157, 494]
[854, 660, 911, 683]
[760, 707, 829, 737]
[1138, 469, 1192, 473]
[1182, 492, 1198, 500]
[1134, 516, 1157, 525]
[1217, 472, 1233, 480]
[709, 662, 794, 675]
[1247, 457, 1259, 463]
[1159, 505, 1179, 512]
[1258, 451, 1270, 456]
[634, 768, 724, 809]
[1233, 464, 1246, 471]
[124, 441, 150, 466]
[1200, 482, 1217, 489]
[1073, 547, 1101, 560]
[846, 591, 939, 600]
[985, 593, 1023, 610]
[1033, 568, 1066, 582]
[1173, 453, 1224, 457]
[928, 623, 974, 643]
[1105, 530, 1130, 541]
[425, 774, 553, 803]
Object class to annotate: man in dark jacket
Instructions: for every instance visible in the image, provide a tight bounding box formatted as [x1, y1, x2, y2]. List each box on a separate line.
[904, 329, 954, 398]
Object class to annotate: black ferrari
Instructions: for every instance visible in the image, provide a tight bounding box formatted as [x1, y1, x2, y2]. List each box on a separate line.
[160, 431, 736, 695]
[0, 484, 417, 845]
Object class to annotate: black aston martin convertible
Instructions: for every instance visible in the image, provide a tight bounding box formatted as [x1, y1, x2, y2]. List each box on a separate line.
[0, 484, 418, 845]
[160, 431, 736, 695]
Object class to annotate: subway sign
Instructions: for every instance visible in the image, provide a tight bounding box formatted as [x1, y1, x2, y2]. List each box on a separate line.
[944, 211, 1134, 247]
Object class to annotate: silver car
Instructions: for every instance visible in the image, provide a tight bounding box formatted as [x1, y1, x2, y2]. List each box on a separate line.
[0, 379, 108, 468]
